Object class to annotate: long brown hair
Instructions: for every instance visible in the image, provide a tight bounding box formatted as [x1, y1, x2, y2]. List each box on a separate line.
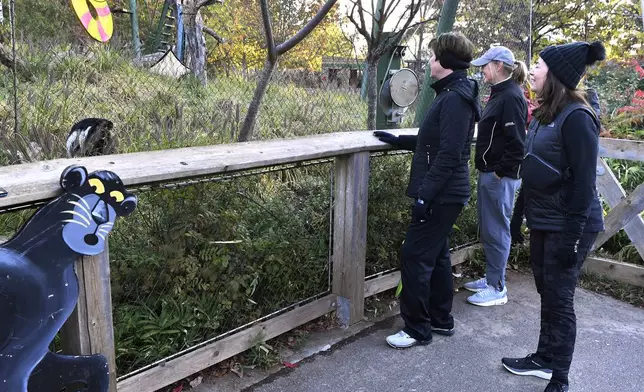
[533, 70, 591, 124]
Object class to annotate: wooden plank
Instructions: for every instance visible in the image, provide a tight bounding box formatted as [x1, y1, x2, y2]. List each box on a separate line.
[363, 244, 481, 298]
[596, 158, 644, 259]
[599, 138, 644, 162]
[582, 256, 644, 288]
[117, 294, 338, 392]
[58, 247, 117, 392]
[0, 129, 418, 209]
[593, 182, 644, 251]
[450, 244, 481, 266]
[2, 132, 641, 210]
[332, 152, 370, 325]
[364, 272, 401, 298]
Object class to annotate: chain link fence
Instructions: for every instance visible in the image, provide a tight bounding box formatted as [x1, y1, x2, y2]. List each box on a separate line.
[457, 0, 532, 105]
[0, 0, 367, 165]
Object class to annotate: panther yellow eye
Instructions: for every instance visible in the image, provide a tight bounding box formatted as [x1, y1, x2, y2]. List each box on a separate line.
[89, 178, 105, 194]
[110, 191, 124, 203]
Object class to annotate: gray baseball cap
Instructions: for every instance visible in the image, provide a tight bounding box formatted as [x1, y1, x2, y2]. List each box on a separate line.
[471, 46, 516, 67]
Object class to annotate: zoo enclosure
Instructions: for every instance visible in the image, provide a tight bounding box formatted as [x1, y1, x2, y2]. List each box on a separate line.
[1, 130, 644, 392]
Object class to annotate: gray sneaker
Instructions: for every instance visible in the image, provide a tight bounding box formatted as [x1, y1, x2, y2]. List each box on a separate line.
[463, 277, 488, 293]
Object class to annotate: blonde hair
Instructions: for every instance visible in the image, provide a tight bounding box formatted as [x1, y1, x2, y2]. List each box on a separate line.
[501, 60, 528, 85]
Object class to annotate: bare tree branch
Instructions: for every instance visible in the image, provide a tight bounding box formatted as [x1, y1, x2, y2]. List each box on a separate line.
[383, 0, 402, 22]
[346, 0, 376, 19]
[276, 0, 339, 54]
[203, 26, 225, 43]
[259, 0, 277, 62]
[400, 15, 439, 44]
[347, 1, 371, 41]
[384, 0, 422, 53]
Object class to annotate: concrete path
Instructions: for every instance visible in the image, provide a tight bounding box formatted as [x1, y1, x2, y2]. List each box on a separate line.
[238, 271, 644, 392]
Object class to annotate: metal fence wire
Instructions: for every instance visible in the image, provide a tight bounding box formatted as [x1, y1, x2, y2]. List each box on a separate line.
[0, 0, 367, 165]
[106, 162, 334, 377]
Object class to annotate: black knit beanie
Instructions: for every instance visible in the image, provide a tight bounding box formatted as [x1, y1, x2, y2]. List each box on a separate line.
[539, 41, 606, 89]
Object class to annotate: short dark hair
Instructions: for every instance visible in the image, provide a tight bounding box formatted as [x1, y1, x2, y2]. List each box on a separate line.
[429, 32, 475, 63]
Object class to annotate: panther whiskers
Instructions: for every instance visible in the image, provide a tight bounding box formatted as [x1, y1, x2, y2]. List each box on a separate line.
[61, 219, 89, 228]
[67, 200, 91, 216]
[70, 193, 91, 210]
[60, 210, 91, 227]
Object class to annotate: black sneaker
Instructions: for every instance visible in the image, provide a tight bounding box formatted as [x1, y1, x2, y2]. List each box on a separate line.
[544, 380, 569, 392]
[502, 353, 553, 380]
[430, 325, 455, 336]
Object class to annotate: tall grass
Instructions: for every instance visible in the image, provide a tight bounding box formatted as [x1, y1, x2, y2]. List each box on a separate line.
[0, 44, 367, 164]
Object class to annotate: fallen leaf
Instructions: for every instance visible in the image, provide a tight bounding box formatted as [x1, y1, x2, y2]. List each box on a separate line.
[189, 376, 203, 388]
[172, 385, 184, 392]
[283, 361, 298, 368]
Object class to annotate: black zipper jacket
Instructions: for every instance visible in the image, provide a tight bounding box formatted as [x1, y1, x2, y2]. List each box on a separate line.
[474, 78, 527, 178]
[406, 70, 481, 204]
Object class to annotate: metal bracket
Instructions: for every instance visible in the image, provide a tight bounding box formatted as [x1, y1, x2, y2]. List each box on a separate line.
[335, 296, 351, 328]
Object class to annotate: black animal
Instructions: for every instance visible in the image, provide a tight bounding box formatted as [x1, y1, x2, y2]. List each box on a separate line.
[66, 118, 115, 158]
[0, 165, 136, 392]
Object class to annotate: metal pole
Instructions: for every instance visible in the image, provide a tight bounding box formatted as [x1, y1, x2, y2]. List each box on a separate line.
[129, 0, 141, 58]
[528, 0, 533, 68]
[10, 0, 17, 134]
[640, 0, 644, 31]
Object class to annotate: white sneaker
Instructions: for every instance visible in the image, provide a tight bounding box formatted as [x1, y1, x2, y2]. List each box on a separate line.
[385, 330, 430, 348]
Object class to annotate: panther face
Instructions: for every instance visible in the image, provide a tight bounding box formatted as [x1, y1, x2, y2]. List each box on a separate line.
[59, 165, 136, 256]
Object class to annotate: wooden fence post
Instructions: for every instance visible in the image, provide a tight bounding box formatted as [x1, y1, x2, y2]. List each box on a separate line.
[332, 152, 370, 326]
[59, 243, 118, 392]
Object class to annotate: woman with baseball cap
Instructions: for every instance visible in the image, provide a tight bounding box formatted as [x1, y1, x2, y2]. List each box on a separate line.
[464, 46, 529, 307]
[501, 40, 606, 392]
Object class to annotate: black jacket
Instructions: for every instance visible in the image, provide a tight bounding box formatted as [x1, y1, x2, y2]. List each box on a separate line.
[406, 70, 481, 204]
[521, 101, 604, 233]
[474, 79, 527, 178]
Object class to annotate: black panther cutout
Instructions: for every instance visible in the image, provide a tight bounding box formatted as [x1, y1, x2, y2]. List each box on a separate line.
[0, 165, 136, 392]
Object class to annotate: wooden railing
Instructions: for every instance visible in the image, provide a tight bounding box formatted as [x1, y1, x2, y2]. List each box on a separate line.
[1, 130, 643, 392]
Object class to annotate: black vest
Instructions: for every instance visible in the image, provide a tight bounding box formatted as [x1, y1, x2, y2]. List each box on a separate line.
[521, 102, 604, 232]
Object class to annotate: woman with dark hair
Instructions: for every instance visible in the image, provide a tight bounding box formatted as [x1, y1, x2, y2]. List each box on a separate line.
[501, 41, 606, 392]
[373, 32, 481, 348]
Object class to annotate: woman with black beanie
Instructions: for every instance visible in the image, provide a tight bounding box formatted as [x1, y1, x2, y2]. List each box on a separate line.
[501, 40, 606, 392]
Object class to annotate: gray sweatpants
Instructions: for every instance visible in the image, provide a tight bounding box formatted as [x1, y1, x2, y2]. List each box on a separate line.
[477, 171, 521, 289]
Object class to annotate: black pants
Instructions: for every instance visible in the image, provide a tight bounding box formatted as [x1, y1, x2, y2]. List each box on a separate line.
[530, 230, 598, 385]
[400, 202, 464, 342]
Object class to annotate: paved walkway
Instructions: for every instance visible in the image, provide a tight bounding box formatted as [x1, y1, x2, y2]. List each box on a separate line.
[238, 271, 644, 392]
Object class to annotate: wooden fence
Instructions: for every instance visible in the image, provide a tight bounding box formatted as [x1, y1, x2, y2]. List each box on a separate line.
[0, 130, 643, 392]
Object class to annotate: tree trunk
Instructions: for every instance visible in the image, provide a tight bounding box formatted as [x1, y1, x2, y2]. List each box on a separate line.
[366, 56, 379, 130]
[416, 30, 424, 75]
[183, 1, 208, 85]
[238, 59, 277, 142]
